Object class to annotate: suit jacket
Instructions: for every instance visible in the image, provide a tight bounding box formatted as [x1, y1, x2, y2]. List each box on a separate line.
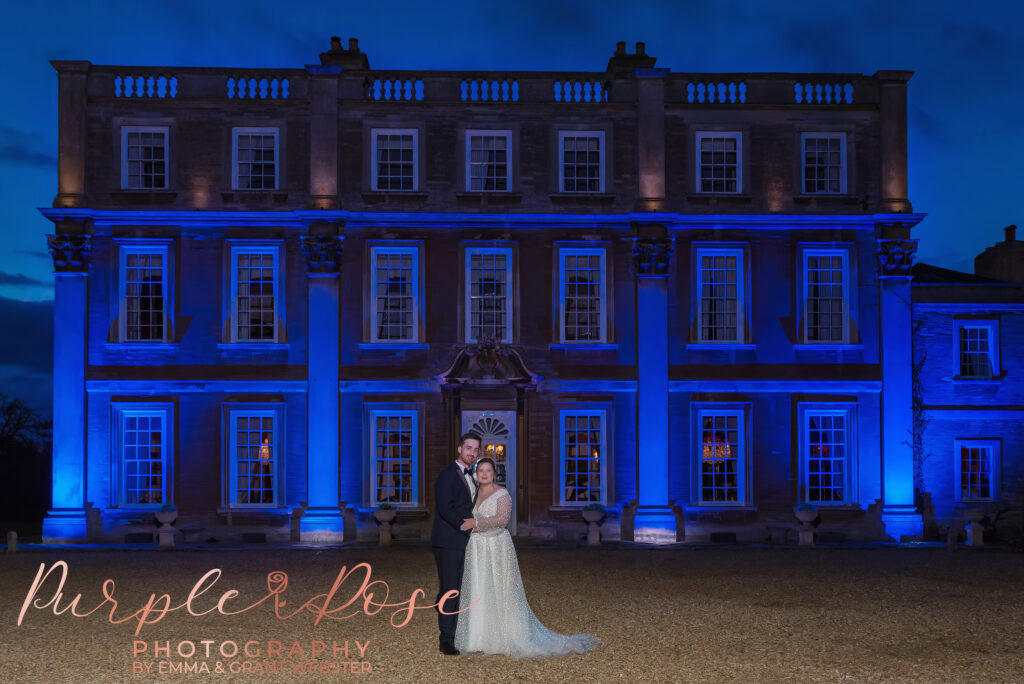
[431, 462, 475, 549]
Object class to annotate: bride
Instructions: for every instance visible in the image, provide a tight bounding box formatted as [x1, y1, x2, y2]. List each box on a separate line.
[454, 457, 600, 657]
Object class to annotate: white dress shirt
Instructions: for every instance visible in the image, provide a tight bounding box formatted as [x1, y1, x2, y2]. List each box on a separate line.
[455, 460, 476, 499]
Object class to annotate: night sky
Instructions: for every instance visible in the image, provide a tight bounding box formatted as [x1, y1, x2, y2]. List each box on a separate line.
[0, 0, 1021, 414]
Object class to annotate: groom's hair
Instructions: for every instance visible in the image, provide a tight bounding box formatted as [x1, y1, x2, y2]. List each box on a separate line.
[458, 432, 482, 447]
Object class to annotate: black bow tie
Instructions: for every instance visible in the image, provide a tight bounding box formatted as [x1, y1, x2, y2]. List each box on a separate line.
[462, 467, 473, 477]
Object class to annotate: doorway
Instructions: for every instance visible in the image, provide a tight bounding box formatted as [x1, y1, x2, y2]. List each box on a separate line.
[461, 410, 517, 534]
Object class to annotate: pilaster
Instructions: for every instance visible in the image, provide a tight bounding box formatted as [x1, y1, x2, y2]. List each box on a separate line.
[631, 234, 676, 543]
[43, 226, 91, 542]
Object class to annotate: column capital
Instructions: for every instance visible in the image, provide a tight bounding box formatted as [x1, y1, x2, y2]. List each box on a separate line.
[47, 233, 92, 273]
[876, 238, 918, 277]
[300, 235, 344, 275]
[632, 237, 674, 277]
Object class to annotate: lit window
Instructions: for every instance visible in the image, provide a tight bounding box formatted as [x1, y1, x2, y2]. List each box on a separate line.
[370, 410, 418, 506]
[114, 404, 172, 507]
[558, 247, 606, 343]
[370, 245, 420, 343]
[465, 247, 513, 343]
[801, 133, 846, 194]
[696, 247, 744, 343]
[232, 127, 279, 190]
[801, 407, 855, 505]
[118, 243, 170, 342]
[558, 131, 604, 193]
[956, 322, 999, 379]
[696, 409, 746, 504]
[559, 410, 606, 504]
[371, 129, 418, 191]
[696, 132, 741, 193]
[955, 439, 999, 502]
[803, 249, 849, 343]
[121, 126, 168, 189]
[229, 410, 278, 506]
[229, 245, 280, 343]
[466, 130, 512, 191]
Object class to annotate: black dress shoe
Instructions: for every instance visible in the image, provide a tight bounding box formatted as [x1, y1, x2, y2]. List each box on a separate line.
[439, 641, 461, 656]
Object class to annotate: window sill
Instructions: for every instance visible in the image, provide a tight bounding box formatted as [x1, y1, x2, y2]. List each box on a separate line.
[106, 342, 178, 351]
[217, 506, 292, 515]
[455, 192, 523, 205]
[110, 191, 177, 205]
[358, 342, 429, 350]
[685, 505, 757, 512]
[805, 504, 863, 511]
[793, 193, 860, 202]
[686, 343, 756, 351]
[361, 191, 428, 204]
[221, 191, 289, 204]
[549, 192, 616, 203]
[548, 505, 605, 512]
[363, 505, 429, 514]
[952, 373, 1005, 384]
[793, 344, 863, 351]
[687, 193, 753, 204]
[218, 343, 290, 351]
[549, 343, 617, 350]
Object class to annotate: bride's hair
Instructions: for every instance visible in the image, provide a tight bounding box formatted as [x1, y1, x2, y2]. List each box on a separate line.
[472, 457, 497, 505]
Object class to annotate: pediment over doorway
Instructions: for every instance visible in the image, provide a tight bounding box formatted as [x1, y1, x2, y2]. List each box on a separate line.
[434, 335, 542, 389]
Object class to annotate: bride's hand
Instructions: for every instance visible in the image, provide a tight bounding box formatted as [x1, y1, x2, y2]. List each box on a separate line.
[460, 518, 477, 531]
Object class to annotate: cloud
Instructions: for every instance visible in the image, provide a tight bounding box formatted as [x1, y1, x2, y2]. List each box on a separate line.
[0, 296, 53, 375]
[0, 271, 51, 287]
[0, 124, 57, 168]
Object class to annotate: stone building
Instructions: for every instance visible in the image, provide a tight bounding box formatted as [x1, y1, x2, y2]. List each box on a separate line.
[42, 38, 952, 544]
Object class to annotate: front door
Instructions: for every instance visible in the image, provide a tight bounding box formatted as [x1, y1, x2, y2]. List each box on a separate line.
[461, 410, 517, 534]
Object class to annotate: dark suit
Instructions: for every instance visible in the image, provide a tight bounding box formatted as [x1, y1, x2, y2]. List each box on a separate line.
[431, 461, 475, 645]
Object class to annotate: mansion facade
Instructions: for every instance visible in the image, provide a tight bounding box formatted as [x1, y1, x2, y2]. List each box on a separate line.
[41, 39, 1023, 544]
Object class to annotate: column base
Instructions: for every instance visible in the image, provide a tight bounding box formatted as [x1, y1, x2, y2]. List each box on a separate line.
[881, 506, 923, 542]
[42, 509, 89, 542]
[298, 507, 346, 543]
[632, 506, 678, 545]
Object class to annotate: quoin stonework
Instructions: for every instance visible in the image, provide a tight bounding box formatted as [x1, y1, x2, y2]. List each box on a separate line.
[40, 38, 1023, 545]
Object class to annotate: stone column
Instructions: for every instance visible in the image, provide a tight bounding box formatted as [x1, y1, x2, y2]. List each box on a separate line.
[877, 228, 923, 541]
[876, 71, 914, 214]
[298, 228, 345, 541]
[307, 65, 341, 209]
[42, 228, 91, 542]
[635, 68, 668, 212]
[52, 61, 90, 208]
[631, 235, 676, 543]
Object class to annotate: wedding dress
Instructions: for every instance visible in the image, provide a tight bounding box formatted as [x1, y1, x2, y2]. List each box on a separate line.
[454, 488, 600, 657]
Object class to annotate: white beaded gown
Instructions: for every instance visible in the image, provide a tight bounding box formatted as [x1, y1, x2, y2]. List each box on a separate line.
[454, 488, 600, 657]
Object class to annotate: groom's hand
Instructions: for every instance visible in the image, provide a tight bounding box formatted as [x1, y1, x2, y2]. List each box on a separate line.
[460, 518, 477, 531]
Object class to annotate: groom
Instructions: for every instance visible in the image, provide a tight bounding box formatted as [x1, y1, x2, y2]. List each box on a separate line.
[431, 432, 481, 655]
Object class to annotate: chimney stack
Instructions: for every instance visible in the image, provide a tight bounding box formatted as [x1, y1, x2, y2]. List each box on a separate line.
[636, 41, 645, 56]
[1006, 225, 1017, 243]
[615, 41, 626, 56]
[349, 38, 359, 52]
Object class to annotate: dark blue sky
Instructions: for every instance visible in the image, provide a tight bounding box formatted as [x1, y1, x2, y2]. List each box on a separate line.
[0, 0, 1021, 412]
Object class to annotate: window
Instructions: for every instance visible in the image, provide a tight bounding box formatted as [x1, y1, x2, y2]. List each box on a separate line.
[559, 410, 606, 504]
[121, 126, 168, 189]
[232, 127, 279, 190]
[229, 245, 281, 343]
[466, 130, 512, 191]
[800, 406, 855, 505]
[956, 320, 999, 379]
[695, 408, 746, 505]
[371, 129, 418, 191]
[955, 439, 999, 502]
[801, 133, 846, 194]
[696, 132, 741, 193]
[558, 247, 607, 343]
[558, 131, 604, 193]
[696, 247, 744, 343]
[803, 249, 849, 343]
[228, 409, 279, 506]
[117, 242, 170, 342]
[369, 409, 419, 506]
[370, 245, 420, 343]
[114, 403, 172, 507]
[465, 247, 513, 343]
